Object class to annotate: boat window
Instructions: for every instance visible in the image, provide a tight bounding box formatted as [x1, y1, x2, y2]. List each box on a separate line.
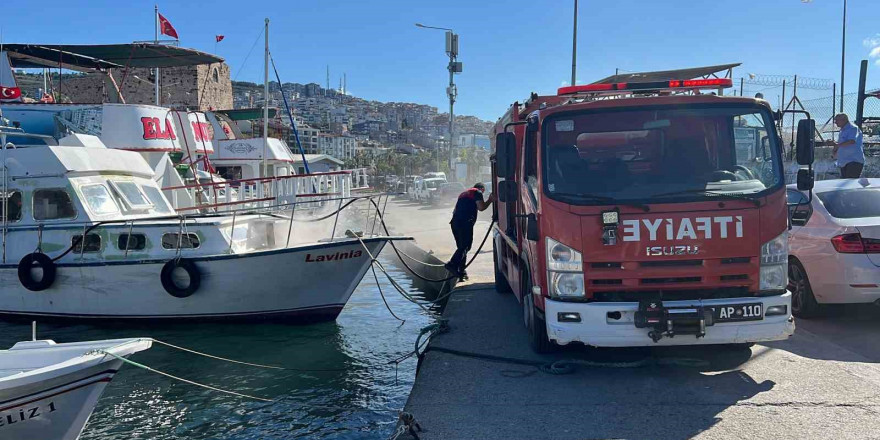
[118, 233, 147, 251]
[109, 181, 153, 210]
[80, 184, 120, 215]
[141, 185, 173, 214]
[33, 188, 77, 220]
[162, 233, 201, 249]
[0, 190, 22, 222]
[71, 234, 102, 253]
[217, 166, 243, 181]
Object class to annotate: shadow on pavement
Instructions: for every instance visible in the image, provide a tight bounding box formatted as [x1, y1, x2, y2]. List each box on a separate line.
[766, 304, 880, 363]
[409, 284, 778, 439]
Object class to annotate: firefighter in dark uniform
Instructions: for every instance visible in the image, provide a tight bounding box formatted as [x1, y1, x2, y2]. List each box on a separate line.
[445, 182, 496, 280]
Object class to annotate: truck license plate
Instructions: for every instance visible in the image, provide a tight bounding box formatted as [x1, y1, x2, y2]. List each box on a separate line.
[712, 303, 763, 322]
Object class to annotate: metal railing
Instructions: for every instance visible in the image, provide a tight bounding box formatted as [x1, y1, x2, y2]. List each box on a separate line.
[0, 193, 392, 265]
[163, 168, 372, 214]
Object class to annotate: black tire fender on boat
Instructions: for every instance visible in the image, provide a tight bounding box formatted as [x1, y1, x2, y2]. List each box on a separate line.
[18, 253, 57, 292]
[161, 258, 201, 298]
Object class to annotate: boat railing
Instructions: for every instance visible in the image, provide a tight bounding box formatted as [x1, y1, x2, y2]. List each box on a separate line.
[163, 169, 373, 214]
[0, 193, 392, 264]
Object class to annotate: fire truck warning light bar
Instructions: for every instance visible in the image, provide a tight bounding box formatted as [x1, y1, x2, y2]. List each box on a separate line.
[558, 78, 733, 96]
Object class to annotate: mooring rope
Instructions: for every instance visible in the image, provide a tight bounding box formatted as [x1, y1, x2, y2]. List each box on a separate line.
[96, 350, 274, 402]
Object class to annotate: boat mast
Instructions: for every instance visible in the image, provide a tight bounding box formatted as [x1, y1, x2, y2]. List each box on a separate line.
[1, 130, 6, 264]
[263, 18, 269, 177]
[154, 5, 160, 105]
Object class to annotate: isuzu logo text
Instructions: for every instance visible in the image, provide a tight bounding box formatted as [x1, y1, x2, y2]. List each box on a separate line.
[621, 216, 744, 242]
[646, 245, 700, 256]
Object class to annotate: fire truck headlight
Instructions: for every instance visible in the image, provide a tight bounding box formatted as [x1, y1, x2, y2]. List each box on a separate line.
[760, 232, 789, 292]
[551, 272, 585, 298]
[547, 237, 582, 272]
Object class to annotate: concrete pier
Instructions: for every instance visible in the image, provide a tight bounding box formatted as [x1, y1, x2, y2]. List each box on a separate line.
[386, 197, 880, 440]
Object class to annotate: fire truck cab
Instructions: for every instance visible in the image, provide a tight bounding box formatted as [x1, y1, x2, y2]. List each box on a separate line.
[491, 77, 816, 351]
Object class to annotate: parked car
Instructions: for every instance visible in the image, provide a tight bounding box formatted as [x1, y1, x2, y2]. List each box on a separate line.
[433, 182, 466, 205]
[787, 178, 880, 317]
[424, 171, 447, 181]
[414, 177, 447, 203]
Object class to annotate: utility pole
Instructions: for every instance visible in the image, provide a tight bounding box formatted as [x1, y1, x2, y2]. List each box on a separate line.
[446, 30, 460, 179]
[571, 0, 578, 86]
[839, 0, 847, 113]
[415, 23, 462, 181]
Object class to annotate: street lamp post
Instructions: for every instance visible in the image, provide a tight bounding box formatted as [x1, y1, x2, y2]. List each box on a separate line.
[416, 23, 462, 181]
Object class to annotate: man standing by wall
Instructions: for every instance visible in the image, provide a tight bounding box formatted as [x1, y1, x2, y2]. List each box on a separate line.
[832, 113, 865, 178]
[445, 182, 495, 280]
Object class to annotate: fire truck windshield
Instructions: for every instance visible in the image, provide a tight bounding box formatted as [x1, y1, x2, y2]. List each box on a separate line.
[542, 105, 783, 205]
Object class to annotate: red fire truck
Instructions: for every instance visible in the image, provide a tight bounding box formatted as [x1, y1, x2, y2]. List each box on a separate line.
[491, 77, 816, 351]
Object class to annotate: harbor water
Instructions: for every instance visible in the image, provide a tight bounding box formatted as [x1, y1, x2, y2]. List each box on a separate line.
[0, 251, 437, 439]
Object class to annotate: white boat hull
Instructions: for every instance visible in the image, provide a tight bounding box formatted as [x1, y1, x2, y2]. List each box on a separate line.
[0, 238, 391, 322]
[0, 338, 151, 440]
[0, 361, 120, 440]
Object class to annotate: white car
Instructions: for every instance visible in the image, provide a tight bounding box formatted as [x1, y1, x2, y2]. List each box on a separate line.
[414, 177, 447, 203]
[787, 178, 880, 317]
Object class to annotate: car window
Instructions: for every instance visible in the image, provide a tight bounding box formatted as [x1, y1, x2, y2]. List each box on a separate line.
[817, 189, 880, 219]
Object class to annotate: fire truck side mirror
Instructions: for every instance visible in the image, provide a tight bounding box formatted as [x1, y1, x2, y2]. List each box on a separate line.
[526, 213, 539, 241]
[796, 168, 814, 192]
[495, 132, 516, 178]
[796, 119, 815, 165]
[498, 180, 518, 203]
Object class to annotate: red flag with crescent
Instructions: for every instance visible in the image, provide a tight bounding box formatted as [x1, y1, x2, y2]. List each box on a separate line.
[158, 13, 179, 39]
[0, 87, 21, 101]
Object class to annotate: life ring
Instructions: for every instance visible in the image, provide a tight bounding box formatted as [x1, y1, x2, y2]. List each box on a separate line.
[160, 258, 201, 298]
[18, 253, 57, 291]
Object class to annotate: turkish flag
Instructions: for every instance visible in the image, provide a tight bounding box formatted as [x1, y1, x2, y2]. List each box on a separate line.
[215, 35, 224, 43]
[158, 13, 179, 39]
[0, 87, 21, 101]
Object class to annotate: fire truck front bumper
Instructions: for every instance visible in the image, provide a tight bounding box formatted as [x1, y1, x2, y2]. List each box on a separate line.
[544, 292, 795, 347]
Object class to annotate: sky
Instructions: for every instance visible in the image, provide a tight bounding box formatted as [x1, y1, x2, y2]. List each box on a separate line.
[4, 0, 880, 121]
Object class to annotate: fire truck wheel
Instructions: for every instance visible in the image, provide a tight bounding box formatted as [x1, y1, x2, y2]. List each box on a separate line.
[789, 259, 821, 318]
[523, 270, 556, 353]
[493, 244, 512, 293]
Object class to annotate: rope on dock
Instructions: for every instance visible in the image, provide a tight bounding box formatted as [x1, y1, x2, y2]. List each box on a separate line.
[94, 350, 274, 402]
[424, 346, 710, 374]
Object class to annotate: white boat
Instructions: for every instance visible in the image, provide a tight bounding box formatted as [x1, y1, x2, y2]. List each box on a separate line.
[0, 125, 404, 321]
[0, 337, 151, 440]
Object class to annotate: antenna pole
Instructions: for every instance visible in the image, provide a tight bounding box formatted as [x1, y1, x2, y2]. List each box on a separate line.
[571, 0, 578, 86]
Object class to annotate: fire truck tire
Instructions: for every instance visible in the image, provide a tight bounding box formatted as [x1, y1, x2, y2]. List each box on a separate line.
[789, 259, 821, 318]
[493, 243, 512, 293]
[523, 269, 556, 353]
[161, 259, 201, 298]
[17, 253, 56, 292]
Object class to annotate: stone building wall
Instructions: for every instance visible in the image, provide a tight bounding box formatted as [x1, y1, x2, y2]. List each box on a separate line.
[62, 63, 232, 110]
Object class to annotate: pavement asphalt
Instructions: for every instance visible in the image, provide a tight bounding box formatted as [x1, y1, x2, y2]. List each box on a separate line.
[384, 196, 880, 440]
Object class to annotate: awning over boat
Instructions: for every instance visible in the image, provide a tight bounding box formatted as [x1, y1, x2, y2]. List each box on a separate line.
[214, 108, 278, 121]
[592, 63, 741, 84]
[2, 43, 223, 72]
